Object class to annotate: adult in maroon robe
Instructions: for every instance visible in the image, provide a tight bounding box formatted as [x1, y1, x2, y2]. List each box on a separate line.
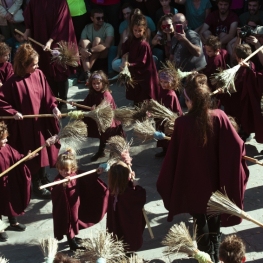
[0, 69, 60, 176]
[156, 88, 183, 153]
[0, 144, 31, 220]
[51, 171, 109, 241]
[122, 37, 160, 104]
[23, 0, 78, 109]
[107, 181, 146, 252]
[0, 61, 13, 85]
[157, 109, 249, 225]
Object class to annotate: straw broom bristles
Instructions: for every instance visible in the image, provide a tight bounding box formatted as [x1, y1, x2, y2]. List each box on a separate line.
[75, 231, 127, 263]
[40, 237, 58, 263]
[133, 119, 156, 142]
[162, 222, 212, 263]
[51, 41, 79, 68]
[164, 116, 176, 136]
[118, 64, 136, 88]
[207, 190, 263, 228]
[106, 135, 131, 159]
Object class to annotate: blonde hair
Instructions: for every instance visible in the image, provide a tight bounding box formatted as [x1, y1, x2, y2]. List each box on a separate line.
[0, 42, 11, 57]
[56, 148, 78, 172]
[0, 121, 8, 139]
[14, 43, 38, 77]
[108, 161, 130, 195]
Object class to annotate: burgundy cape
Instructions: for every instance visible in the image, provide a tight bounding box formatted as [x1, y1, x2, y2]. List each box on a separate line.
[0, 69, 60, 174]
[51, 171, 109, 240]
[203, 49, 229, 91]
[23, 0, 77, 81]
[157, 89, 183, 149]
[220, 65, 263, 143]
[122, 37, 160, 103]
[0, 145, 31, 217]
[79, 90, 124, 142]
[107, 181, 146, 251]
[0, 62, 13, 85]
[156, 109, 249, 226]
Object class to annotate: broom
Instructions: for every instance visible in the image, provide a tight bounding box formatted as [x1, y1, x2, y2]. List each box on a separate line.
[164, 116, 176, 136]
[105, 136, 154, 239]
[118, 64, 136, 88]
[15, 29, 79, 68]
[207, 190, 263, 228]
[56, 97, 92, 110]
[162, 222, 213, 263]
[133, 119, 171, 142]
[40, 237, 58, 263]
[75, 231, 127, 263]
[0, 257, 9, 263]
[0, 120, 87, 178]
[210, 44, 263, 96]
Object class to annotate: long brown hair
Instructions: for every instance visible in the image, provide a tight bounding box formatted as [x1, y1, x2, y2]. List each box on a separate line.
[184, 74, 213, 146]
[87, 70, 110, 94]
[14, 43, 39, 77]
[108, 161, 130, 195]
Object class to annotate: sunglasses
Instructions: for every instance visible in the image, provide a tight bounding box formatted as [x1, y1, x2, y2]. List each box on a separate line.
[161, 24, 172, 30]
[95, 16, 104, 21]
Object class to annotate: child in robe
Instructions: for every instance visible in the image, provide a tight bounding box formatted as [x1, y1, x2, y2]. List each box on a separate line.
[51, 148, 109, 251]
[155, 67, 183, 157]
[219, 235, 246, 263]
[0, 42, 13, 87]
[203, 35, 229, 91]
[0, 121, 34, 242]
[75, 70, 124, 162]
[106, 161, 146, 252]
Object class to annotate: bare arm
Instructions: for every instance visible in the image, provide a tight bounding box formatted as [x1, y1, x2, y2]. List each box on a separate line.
[90, 36, 114, 53]
[200, 23, 210, 43]
[245, 36, 263, 66]
[220, 22, 238, 45]
[174, 0, 186, 4]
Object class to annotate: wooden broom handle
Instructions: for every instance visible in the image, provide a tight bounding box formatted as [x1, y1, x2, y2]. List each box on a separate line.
[242, 211, 263, 228]
[0, 145, 46, 178]
[39, 169, 98, 189]
[56, 97, 92, 110]
[15, 29, 51, 51]
[164, 136, 171, 140]
[244, 44, 263, 63]
[242, 156, 263, 166]
[0, 113, 68, 119]
[210, 89, 220, 96]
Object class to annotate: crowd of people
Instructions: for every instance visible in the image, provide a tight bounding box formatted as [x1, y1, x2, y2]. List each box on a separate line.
[0, 0, 262, 262]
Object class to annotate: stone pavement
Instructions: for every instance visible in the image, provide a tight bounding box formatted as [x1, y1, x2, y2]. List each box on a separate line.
[1, 81, 263, 263]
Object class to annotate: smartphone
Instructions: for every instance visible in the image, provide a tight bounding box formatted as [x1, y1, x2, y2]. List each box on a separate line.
[175, 24, 183, 34]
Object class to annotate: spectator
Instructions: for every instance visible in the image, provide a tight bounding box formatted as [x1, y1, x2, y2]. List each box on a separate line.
[170, 13, 206, 71]
[67, 0, 89, 42]
[90, 0, 121, 41]
[239, 0, 263, 26]
[155, 0, 178, 25]
[0, 0, 25, 40]
[79, 8, 114, 85]
[152, 13, 174, 59]
[200, 0, 238, 46]
[174, 0, 211, 33]
[23, 0, 77, 113]
[5, 29, 24, 62]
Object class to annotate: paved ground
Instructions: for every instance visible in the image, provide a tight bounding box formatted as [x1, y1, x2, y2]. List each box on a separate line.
[1, 80, 263, 262]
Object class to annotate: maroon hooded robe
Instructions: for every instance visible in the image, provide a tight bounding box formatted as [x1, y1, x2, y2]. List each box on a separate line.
[157, 109, 249, 226]
[0, 145, 31, 217]
[51, 171, 109, 240]
[79, 90, 124, 143]
[107, 181, 146, 251]
[157, 89, 183, 149]
[0, 62, 13, 85]
[0, 69, 60, 174]
[23, 0, 77, 81]
[122, 37, 160, 103]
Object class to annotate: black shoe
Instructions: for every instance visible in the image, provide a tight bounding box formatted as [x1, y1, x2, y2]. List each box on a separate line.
[68, 238, 86, 251]
[74, 236, 83, 244]
[155, 150, 166, 158]
[8, 223, 26, 232]
[33, 185, 51, 199]
[0, 231, 8, 242]
[90, 151, 105, 162]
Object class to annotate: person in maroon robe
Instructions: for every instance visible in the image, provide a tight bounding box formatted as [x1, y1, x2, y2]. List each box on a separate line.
[0, 43, 61, 199]
[23, 0, 78, 112]
[51, 149, 109, 251]
[0, 42, 13, 87]
[106, 161, 146, 252]
[0, 122, 33, 242]
[121, 11, 160, 105]
[157, 74, 249, 262]
[155, 69, 183, 157]
[75, 70, 124, 162]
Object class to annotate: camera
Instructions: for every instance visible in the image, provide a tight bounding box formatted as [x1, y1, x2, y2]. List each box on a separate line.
[238, 25, 263, 39]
